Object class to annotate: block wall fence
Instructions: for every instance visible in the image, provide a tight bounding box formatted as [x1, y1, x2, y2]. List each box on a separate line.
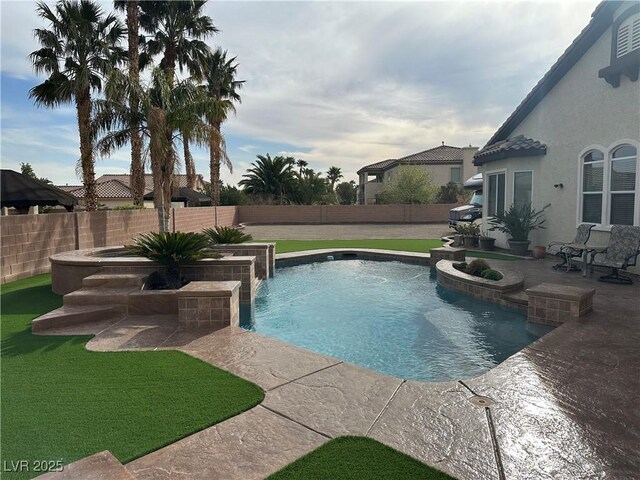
[1, 203, 453, 284]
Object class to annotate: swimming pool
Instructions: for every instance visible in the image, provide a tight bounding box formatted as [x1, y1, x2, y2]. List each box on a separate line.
[244, 259, 552, 382]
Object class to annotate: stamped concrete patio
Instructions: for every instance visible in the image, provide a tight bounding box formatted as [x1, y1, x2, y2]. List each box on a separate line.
[39, 238, 640, 480]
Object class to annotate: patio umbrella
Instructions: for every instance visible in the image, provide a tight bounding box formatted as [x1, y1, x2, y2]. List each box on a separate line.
[0, 169, 78, 212]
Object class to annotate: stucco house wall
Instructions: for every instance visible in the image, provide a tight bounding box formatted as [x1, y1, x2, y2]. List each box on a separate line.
[478, 2, 639, 274]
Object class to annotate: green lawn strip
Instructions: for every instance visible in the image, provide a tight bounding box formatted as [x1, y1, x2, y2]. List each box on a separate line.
[1, 274, 264, 480]
[256, 239, 519, 261]
[267, 436, 455, 480]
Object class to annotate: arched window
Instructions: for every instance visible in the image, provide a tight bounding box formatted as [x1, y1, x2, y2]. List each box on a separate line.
[609, 144, 637, 225]
[580, 144, 638, 226]
[581, 150, 605, 224]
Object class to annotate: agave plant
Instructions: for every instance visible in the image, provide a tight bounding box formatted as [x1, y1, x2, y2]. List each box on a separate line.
[126, 231, 218, 288]
[487, 203, 547, 241]
[203, 226, 253, 244]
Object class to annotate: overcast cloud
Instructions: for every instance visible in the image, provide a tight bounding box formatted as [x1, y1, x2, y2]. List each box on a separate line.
[1, 0, 600, 187]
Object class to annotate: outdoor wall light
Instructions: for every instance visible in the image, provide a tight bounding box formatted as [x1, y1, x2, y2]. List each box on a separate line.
[553, 183, 564, 189]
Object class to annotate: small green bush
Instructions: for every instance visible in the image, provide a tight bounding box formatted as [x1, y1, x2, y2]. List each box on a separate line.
[452, 262, 468, 272]
[465, 258, 490, 276]
[481, 269, 504, 281]
[112, 204, 145, 210]
[203, 226, 253, 244]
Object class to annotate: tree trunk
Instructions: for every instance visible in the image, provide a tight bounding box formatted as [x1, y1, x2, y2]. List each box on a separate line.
[76, 88, 97, 211]
[127, 0, 145, 206]
[149, 107, 171, 232]
[209, 120, 222, 205]
[183, 132, 196, 189]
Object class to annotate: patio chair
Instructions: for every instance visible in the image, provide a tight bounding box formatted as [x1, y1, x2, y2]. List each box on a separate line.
[589, 225, 640, 284]
[548, 223, 595, 271]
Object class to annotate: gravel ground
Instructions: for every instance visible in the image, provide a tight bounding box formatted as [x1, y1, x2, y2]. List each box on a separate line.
[243, 223, 451, 240]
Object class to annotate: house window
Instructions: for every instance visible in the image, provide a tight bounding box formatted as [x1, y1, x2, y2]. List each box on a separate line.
[581, 150, 604, 224]
[513, 171, 532, 210]
[487, 172, 505, 217]
[450, 167, 461, 184]
[609, 145, 637, 225]
[580, 144, 637, 226]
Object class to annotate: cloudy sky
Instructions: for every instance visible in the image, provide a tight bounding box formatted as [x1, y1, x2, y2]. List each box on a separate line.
[1, 0, 601, 188]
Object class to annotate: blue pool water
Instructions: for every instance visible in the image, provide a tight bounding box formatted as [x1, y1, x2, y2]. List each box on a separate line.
[244, 259, 553, 382]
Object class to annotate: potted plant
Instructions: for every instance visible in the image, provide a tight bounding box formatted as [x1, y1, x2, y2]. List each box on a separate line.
[487, 203, 548, 256]
[457, 223, 480, 248]
[478, 230, 496, 251]
[452, 225, 464, 247]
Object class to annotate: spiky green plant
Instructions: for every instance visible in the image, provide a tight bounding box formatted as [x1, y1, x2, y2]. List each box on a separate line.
[488, 203, 548, 241]
[126, 231, 218, 288]
[203, 226, 253, 244]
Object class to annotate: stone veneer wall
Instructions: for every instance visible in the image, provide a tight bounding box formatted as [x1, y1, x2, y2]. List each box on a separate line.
[210, 243, 274, 279]
[436, 260, 524, 310]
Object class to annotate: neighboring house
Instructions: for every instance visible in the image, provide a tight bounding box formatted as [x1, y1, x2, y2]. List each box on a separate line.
[474, 1, 639, 273]
[57, 174, 207, 209]
[357, 144, 478, 204]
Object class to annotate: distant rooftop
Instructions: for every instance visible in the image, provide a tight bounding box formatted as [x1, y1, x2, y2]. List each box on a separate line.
[357, 144, 475, 175]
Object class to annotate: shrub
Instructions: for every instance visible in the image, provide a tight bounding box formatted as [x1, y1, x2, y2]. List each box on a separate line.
[126, 232, 218, 288]
[452, 262, 467, 272]
[481, 269, 504, 281]
[112, 204, 145, 210]
[465, 258, 490, 276]
[203, 226, 253, 244]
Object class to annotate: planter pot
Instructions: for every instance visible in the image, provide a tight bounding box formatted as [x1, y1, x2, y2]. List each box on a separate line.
[508, 240, 531, 256]
[453, 234, 464, 247]
[463, 235, 478, 248]
[479, 237, 496, 251]
[532, 245, 547, 259]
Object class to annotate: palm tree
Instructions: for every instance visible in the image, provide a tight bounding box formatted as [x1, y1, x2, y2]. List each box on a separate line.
[239, 154, 297, 204]
[138, 0, 218, 189]
[201, 48, 244, 205]
[114, 0, 144, 205]
[95, 68, 216, 231]
[326, 166, 343, 190]
[29, 0, 126, 211]
[296, 159, 308, 176]
[292, 169, 330, 205]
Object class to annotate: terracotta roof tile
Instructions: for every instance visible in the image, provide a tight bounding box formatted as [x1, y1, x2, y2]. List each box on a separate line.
[474, 135, 547, 165]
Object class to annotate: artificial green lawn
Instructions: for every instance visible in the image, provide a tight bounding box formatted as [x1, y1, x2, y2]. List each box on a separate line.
[267, 436, 454, 480]
[258, 239, 519, 260]
[1, 274, 264, 479]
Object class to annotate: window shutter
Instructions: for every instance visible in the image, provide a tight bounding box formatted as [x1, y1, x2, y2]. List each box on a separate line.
[617, 14, 640, 58]
[617, 24, 630, 57]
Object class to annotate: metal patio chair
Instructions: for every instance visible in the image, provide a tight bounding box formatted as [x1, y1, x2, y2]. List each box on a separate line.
[589, 225, 640, 284]
[548, 223, 595, 271]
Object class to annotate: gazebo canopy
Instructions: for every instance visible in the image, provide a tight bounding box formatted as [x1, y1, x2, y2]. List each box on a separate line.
[1, 169, 78, 211]
[143, 187, 213, 206]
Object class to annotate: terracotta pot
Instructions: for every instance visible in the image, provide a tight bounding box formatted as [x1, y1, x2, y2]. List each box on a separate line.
[532, 245, 547, 259]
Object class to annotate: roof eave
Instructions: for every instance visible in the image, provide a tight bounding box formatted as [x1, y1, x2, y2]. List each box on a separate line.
[474, 147, 547, 166]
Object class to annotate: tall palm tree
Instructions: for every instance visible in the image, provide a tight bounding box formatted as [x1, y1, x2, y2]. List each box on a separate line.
[138, 0, 217, 189]
[95, 68, 216, 231]
[292, 168, 330, 205]
[296, 159, 308, 176]
[201, 48, 244, 205]
[239, 154, 297, 205]
[29, 0, 126, 211]
[326, 166, 343, 190]
[114, 0, 145, 205]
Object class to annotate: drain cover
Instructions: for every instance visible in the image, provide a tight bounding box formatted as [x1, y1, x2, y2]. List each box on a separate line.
[469, 395, 494, 407]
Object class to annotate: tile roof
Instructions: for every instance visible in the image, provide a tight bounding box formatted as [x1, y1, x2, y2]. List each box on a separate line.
[474, 135, 547, 165]
[95, 174, 204, 192]
[62, 179, 133, 199]
[357, 145, 466, 174]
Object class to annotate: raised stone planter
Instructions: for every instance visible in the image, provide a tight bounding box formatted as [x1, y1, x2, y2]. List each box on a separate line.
[526, 283, 595, 326]
[435, 259, 524, 308]
[429, 247, 466, 268]
[177, 281, 240, 328]
[210, 243, 276, 279]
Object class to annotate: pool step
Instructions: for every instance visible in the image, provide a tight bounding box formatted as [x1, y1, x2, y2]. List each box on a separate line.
[502, 290, 529, 306]
[63, 288, 140, 307]
[36, 450, 134, 479]
[82, 273, 148, 289]
[32, 305, 124, 333]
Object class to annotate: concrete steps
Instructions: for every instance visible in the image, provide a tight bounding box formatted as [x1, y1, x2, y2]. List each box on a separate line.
[32, 305, 124, 333]
[82, 273, 148, 289]
[63, 288, 140, 307]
